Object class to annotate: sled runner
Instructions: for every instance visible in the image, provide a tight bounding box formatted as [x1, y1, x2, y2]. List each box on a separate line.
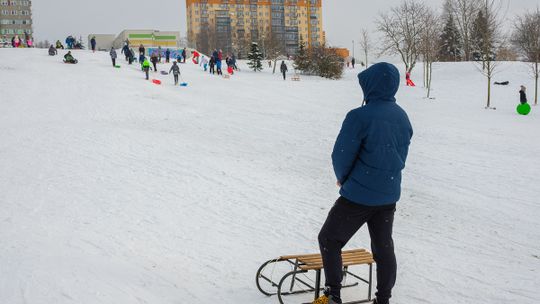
[256, 249, 374, 304]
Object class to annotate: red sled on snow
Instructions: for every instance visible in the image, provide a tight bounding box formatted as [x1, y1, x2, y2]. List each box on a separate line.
[152, 79, 162, 85]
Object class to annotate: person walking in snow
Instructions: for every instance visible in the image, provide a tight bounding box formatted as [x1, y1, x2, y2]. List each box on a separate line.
[110, 47, 118, 67]
[216, 56, 223, 75]
[314, 63, 413, 304]
[139, 44, 145, 56]
[142, 58, 151, 80]
[150, 52, 159, 72]
[122, 43, 130, 61]
[169, 62, 181, 85]
[280, 61, 288, 80]
[157, 46, 163, 62]
[519, 85, 528, 105]
[231, 53, 238, 70]
[165, 48, 171, 63]
[209, 56, 216, 74]
[90, 36, 97, 52]
[127, 48, 135, 64]
[48, 45, 58, 56]
[182, 48, 187, 63]
[352, 57, 356, 69]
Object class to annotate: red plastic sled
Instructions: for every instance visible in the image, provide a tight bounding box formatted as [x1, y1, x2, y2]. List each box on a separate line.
[152, 79, 162, 85]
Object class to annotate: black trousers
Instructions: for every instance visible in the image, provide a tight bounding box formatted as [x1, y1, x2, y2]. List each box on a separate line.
[152, 62, 157, 72]
[144, 68, 149, 80]
[112, 58, 116, 67]
[282, 71, 286, 80]
[174, 74, 179, 85]
[318, 197, 397, 302]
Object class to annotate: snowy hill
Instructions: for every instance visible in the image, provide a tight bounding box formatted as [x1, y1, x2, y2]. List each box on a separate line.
[0, 48, 539, 304]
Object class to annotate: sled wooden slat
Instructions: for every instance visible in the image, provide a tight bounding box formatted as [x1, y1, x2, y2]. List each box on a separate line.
[279, 249, 365, 261]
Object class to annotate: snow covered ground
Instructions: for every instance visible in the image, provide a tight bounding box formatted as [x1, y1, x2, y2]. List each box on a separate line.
[0, 48, 539, 304]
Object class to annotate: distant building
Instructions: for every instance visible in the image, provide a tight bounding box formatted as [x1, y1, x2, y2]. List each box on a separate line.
[186, 0, 324, 56]
[333, 48, 350, 59]
[0, 0, 33, 42]
[87, 30, 181, 51]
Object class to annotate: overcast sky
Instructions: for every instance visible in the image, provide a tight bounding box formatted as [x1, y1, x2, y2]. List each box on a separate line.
[33, 0, 538, 48]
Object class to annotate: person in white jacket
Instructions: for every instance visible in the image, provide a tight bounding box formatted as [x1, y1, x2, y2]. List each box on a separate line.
[200, 56, 209, 72]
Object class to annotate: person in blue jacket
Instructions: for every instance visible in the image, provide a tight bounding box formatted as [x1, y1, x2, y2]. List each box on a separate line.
[314, 63, 413, 304]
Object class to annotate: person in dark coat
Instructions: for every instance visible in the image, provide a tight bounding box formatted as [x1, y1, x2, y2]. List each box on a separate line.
[209, 56, 216, 74]
[280, 61, 288, 80]
[165, 49, 171, 63]
[352, 57, 356, 69]
[150, 52, 159, 72]
[48, 45, 58, 56]
[139, 44, 145, 56]
[315, 63, 413, 304]
[110, 47, 118, 67]
[182, 48, 187, 63]
[520, 85, 528, 105]
[122, 44, 130, 61]
[169, 62, 181, 85]
[90, 36, 96, 52]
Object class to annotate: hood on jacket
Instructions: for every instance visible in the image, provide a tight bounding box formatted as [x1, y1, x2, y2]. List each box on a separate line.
[358, 62, 400, 104]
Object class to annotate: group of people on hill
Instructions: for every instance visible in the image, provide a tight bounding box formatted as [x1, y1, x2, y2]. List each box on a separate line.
[202, 49, 240, 76]
[47, 44, 77, 64]
[0, 32, 33, 48]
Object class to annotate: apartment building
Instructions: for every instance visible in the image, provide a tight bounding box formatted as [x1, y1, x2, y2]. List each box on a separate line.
[0, 0, 32, 41]
[186, 0, 323, 56]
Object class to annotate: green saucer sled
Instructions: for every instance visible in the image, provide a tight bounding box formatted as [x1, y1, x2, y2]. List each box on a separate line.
[517, 103, 531, 115]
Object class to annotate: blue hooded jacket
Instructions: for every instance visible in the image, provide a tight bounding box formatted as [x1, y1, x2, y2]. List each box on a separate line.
[332, 63, 413, 206]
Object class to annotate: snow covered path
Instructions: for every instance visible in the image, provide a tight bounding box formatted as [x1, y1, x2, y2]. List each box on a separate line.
[0, 49, 539, 304]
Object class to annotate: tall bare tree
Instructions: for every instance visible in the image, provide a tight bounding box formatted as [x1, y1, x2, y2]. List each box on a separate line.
[447, 0, 482, 61]
[377, 0, 429, 74]
[420, 7, 443, 98]
[513, 9, 540, 105]
[473, 0, 504, 109]
[359, 29, 372, 68]
[263, 33, 285, 74]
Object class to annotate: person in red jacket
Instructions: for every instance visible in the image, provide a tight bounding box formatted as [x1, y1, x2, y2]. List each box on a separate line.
[405, 72, 415, 87]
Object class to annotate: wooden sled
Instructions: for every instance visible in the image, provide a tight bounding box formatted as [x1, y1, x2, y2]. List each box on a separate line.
[291, 75, 301, 81]
[256, 249, 374, 304]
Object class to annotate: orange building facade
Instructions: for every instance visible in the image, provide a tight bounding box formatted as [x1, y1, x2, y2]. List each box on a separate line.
[186, 0, 324, 56]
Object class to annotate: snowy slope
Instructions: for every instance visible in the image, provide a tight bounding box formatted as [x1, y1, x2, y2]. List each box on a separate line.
[0, 48, 539, 304]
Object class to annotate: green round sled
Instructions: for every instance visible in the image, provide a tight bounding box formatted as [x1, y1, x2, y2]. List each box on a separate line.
[517, 103, 531, 115]
[115, 65, 121, 68]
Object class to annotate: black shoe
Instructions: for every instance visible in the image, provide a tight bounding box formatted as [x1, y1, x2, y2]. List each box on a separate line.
[373, 298, 389, 304]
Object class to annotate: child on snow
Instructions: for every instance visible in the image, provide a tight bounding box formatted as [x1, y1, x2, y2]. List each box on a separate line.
[142, 59, 151, 80]
[520, 86, 528, 105]
[169, 62, 181, 85]
[110, 47, 117, 67]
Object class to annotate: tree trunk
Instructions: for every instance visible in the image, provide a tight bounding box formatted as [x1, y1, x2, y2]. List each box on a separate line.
[273, 60, 277, 74]
[365, 50, 368, 69]
[487, 75, 491, 108]
[427, 62, 433, 99]
[535, 61, 538, 105]
[423, 60, 427, 88]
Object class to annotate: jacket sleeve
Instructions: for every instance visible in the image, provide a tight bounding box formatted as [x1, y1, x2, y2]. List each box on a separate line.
[332, 111, 364, 184]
